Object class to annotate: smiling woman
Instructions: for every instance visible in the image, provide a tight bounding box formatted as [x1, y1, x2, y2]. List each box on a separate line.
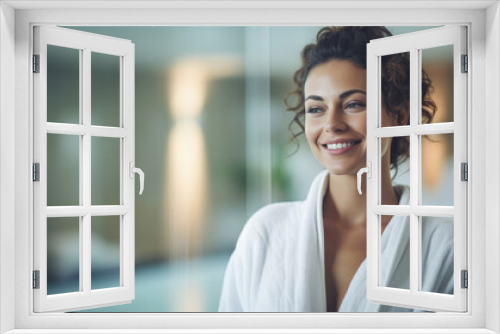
[218, 26, 454, 312]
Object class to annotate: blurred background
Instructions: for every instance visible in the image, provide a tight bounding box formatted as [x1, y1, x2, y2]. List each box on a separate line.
[45, 26, 453, 312]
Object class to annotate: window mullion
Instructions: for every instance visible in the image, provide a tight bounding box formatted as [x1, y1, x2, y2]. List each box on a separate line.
[47, 123, 88, 135]
[409, 47, 420, 295]
[82, 47, 92, 294]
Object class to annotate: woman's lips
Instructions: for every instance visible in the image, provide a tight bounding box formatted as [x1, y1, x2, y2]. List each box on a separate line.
[322, 141, 361, 156]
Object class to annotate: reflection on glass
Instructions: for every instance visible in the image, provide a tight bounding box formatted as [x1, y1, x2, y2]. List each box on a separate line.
[47, 45, 80, 124]
[91, 137, 120, 205]
[380, 215, 410, 290]
[382, 136, 410, 204]
[47, 217, 80, 295]
[421, 134, 454, 206]
[92, 216, 121, 290]
[421, 45, 454, 124]
[47, 134, 79, 206]
[380, 52, 410, 128]
[92, 52, 121, 127]
[421, 217, 454, 295]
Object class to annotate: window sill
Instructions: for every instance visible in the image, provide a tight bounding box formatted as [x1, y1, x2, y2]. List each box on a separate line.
[4, 329, 498, 334]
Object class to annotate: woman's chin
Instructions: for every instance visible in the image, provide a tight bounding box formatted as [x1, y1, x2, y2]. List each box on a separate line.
[326, 166, 358, 177]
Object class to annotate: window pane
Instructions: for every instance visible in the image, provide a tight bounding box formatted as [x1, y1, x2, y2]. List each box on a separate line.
[92, 52, 120, 127]
[47, 45, 80, 124]
[421, 45, 454, 124]
[92, 216, 121, 290]
[421, 134, 454, 206]
[421, 216, 454, 295]
[380, 52, 410, 128]
[380, 215, 410, 290]
[381, 136, 410, 204]
[47, 217, 80, 295]
[91, 137, 120, 205]
[47, 134, 79, 206]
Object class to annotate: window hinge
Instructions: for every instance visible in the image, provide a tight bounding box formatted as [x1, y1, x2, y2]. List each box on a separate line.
[33, 163, 40, 182]
[461, 54, 468, 73]
[33, 270, 40, 289]
[461, 270, 468, 289]
[461, 162, 468, 181]
[33, 54, 40, 73]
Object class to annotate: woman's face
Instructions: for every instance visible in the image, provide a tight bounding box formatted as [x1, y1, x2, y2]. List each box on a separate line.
[304, 59, 398, 175]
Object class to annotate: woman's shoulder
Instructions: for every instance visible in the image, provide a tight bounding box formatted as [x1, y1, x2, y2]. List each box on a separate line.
[421, 216, 454, 256]
[422, 216, 454, 239]
[243, 201, 302, 238]
[232, 201, 303, 253]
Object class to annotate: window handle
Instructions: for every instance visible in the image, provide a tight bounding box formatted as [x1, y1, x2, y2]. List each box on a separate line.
[129, 162, 144, 195]
[357, 162, 371, 195]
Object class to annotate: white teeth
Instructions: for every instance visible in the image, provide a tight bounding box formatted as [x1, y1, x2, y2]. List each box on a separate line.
[326, 142, 356, 150]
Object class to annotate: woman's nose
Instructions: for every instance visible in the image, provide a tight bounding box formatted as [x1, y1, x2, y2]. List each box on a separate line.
[324, 109, 347, 133]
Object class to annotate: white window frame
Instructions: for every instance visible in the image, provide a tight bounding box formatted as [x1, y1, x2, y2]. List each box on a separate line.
[365, 26, 468, 312]
[33, 26, 136, 313]
[0, 1, 498, 333]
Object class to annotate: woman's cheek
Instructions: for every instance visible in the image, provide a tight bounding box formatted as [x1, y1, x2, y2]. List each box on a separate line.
[304, 118, 318, 145]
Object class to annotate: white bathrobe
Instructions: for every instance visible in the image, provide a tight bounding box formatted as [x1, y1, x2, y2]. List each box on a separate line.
[218, 170, 454, 312]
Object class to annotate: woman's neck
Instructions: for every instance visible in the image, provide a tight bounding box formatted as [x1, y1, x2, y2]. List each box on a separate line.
[324, 166, 399, 227]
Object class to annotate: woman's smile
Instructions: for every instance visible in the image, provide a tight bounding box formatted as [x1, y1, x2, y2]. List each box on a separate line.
[322, 139, 362, 156]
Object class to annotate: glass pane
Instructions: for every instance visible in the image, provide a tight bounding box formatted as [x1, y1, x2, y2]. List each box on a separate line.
[47, 217, 80, 295]
[381, 136, 410, 203]
[421, 45, 454, 124]
[421, 216, 454, 295]
[91, 137, 120, 205]
[380, 52, 410, 128]
[380, 215, 410, 290]
[92, 52, 121, 127]
[92, 216, 121, 290]
[47, 45, 80, 124]
[421, 134, 454, 206]
[47, 134, 79, 206]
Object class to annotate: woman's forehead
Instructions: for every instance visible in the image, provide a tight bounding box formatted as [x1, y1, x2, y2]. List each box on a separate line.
[304, 60, 367, 97]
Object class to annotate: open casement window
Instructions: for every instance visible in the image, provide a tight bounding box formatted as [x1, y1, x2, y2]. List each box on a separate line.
[363, 26, 467, 312]
[33, 26, 140, 312]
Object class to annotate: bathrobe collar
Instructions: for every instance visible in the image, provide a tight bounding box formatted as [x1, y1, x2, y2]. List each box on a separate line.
[303, 170, 410, 312]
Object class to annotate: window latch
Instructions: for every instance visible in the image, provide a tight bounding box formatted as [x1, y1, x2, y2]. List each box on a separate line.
[129, 162, 144, 195]
[357, 162, 372, 195]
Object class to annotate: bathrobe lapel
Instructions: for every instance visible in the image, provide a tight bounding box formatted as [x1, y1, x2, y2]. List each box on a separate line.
[307, 170, 411, 312]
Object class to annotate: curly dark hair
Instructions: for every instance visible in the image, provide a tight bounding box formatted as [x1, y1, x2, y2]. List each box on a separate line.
[284, 26, 437, 172]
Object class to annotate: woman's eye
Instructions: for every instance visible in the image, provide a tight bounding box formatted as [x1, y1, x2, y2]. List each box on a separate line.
[306, 107, 323, 114]
[344, 101, 365, 111]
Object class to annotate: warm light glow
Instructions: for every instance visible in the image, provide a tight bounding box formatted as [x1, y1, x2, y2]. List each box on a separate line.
[169, 61, 208, 119]
[163, 55, 242, 259]
[422, 60, 453, 191]
[165, 121, 207, 258]
[422, 134, 447, 190]
[175, 279, 205, 312]
[167, 56, 243, 120]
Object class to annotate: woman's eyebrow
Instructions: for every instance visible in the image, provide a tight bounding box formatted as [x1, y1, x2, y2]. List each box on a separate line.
[305, 90, 366, 102]
[305, 95, 324, 102]
[339, 89, 366, 99]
